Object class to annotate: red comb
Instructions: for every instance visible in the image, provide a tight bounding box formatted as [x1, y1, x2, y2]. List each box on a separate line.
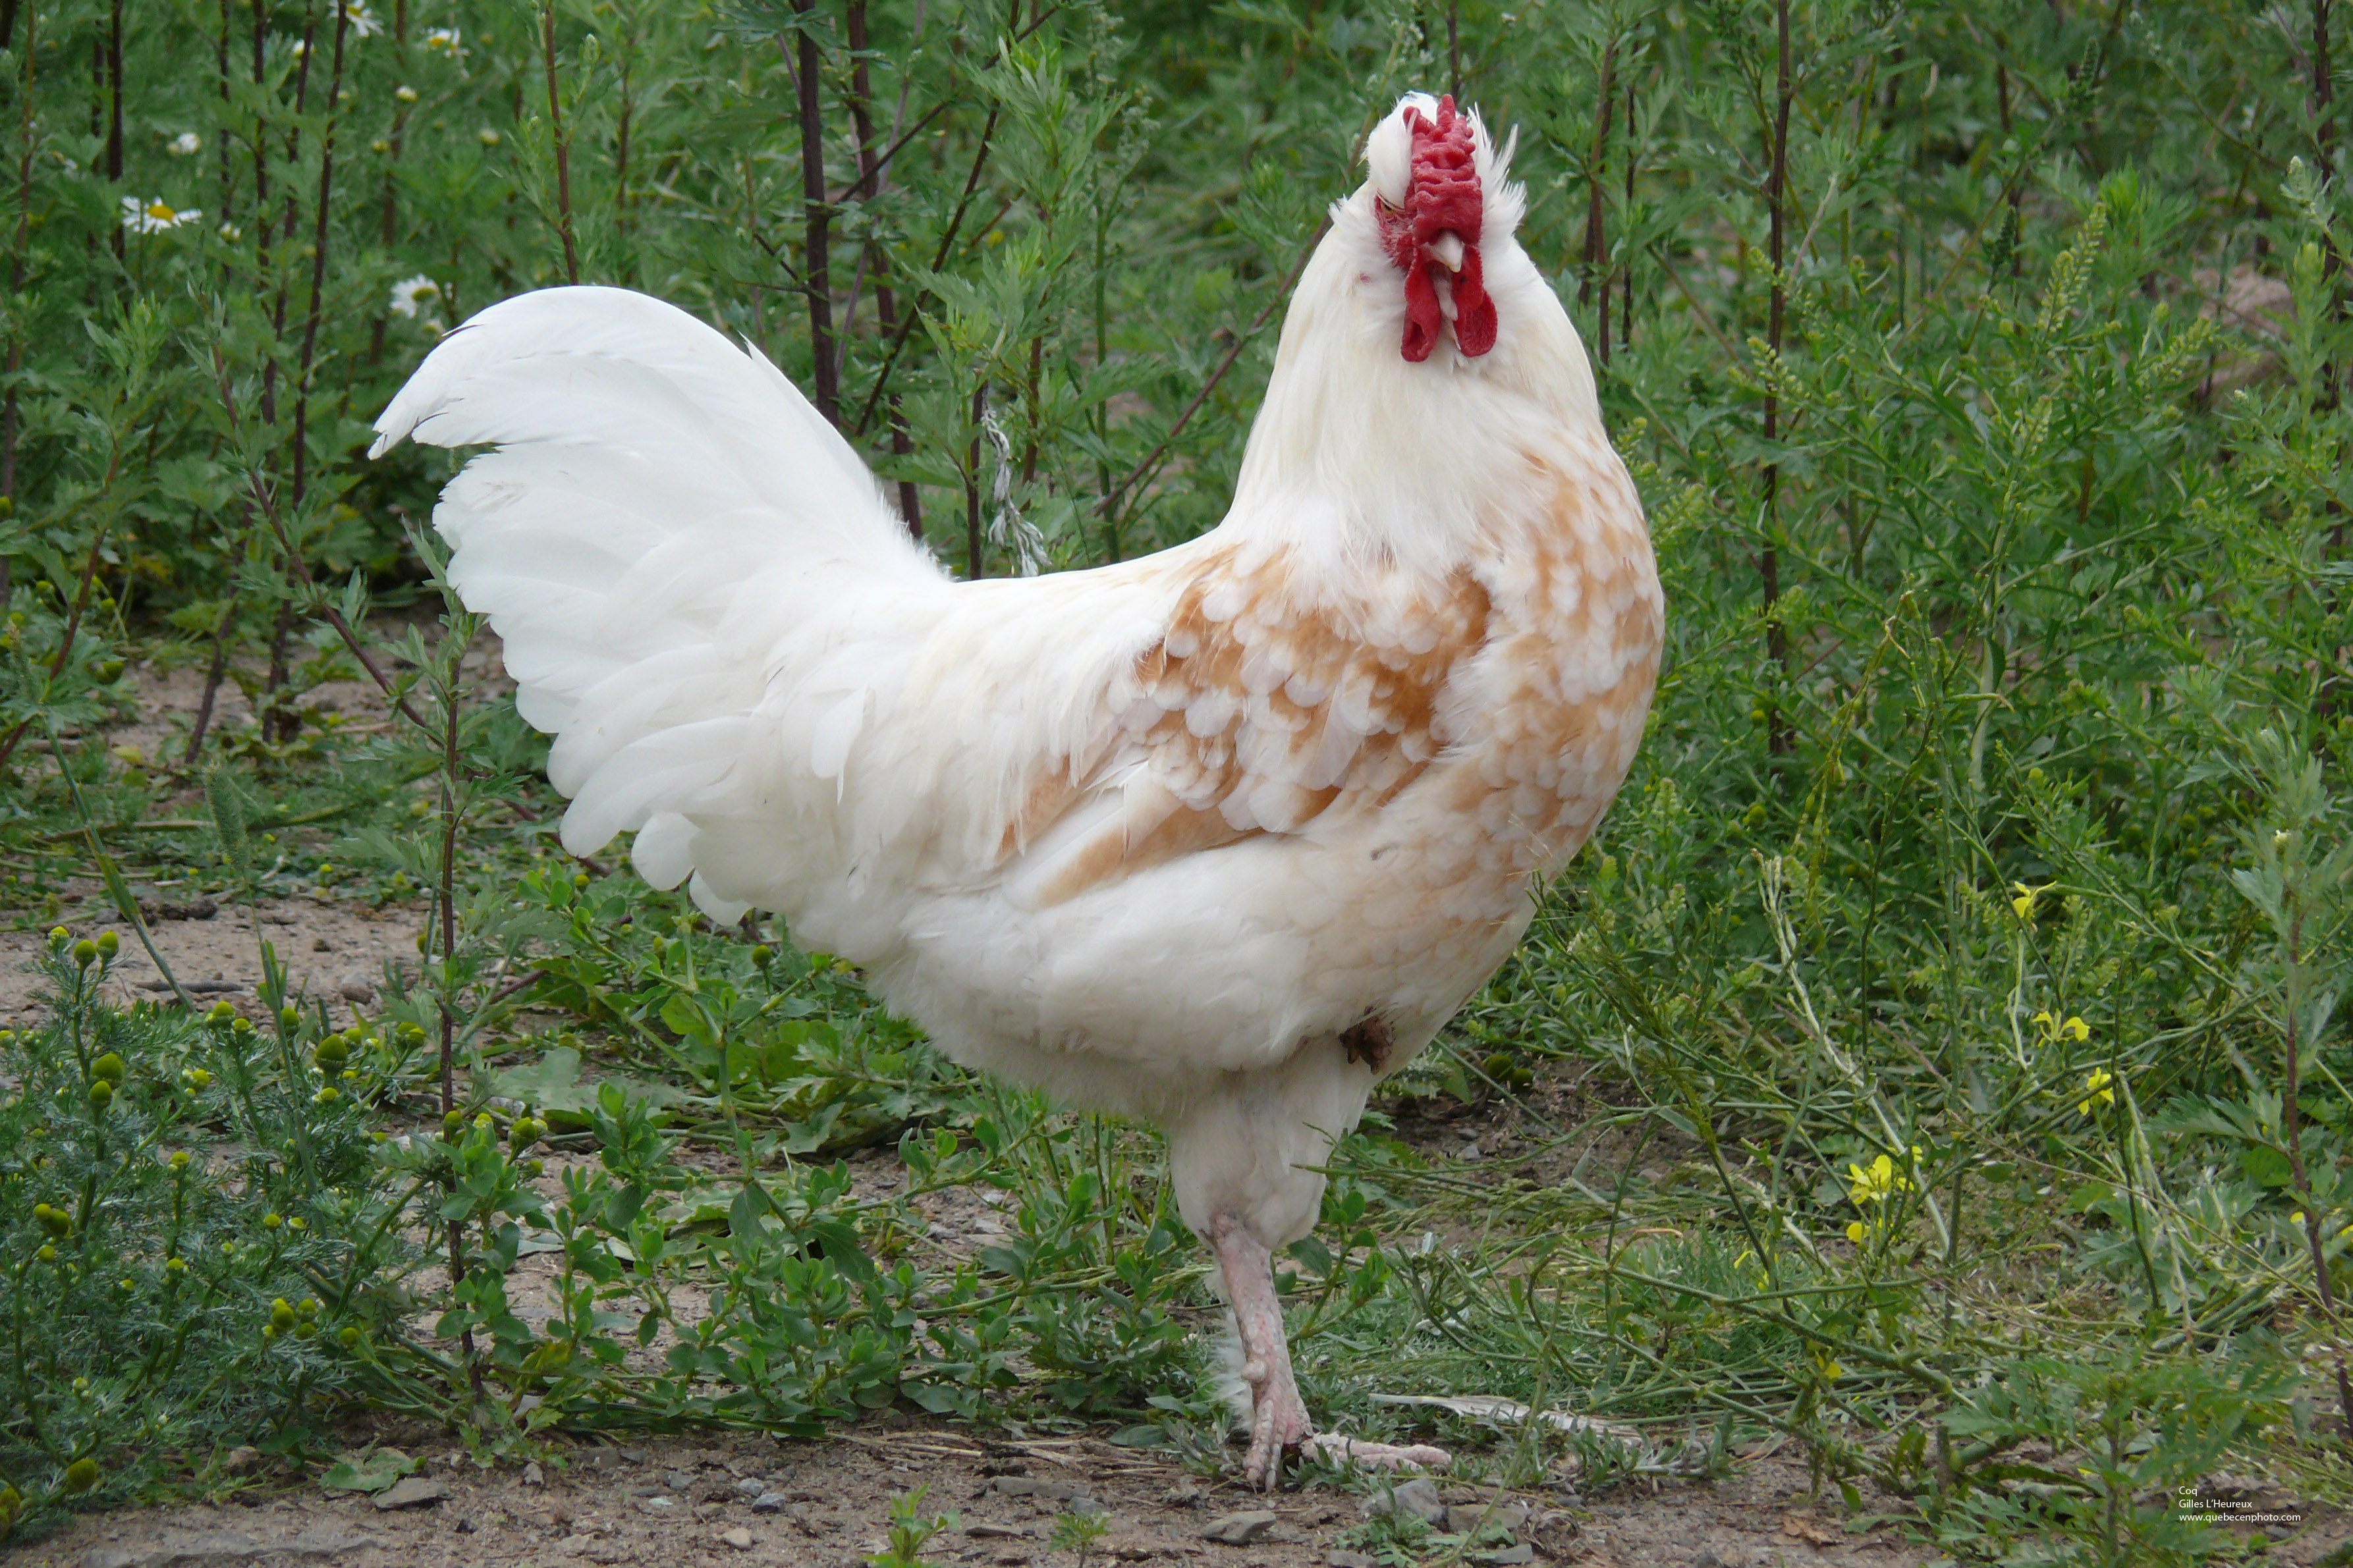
[1383, 95, 1497, 362]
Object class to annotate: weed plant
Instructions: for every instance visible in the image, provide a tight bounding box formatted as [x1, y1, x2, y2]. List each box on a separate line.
[0, 2, 2348, 1565]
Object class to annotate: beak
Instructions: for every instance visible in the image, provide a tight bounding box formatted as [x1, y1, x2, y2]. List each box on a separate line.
[1426, 231, 1465, 273]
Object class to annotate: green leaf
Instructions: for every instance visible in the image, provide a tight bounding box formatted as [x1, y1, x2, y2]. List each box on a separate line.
[320, 1447, 422, 1494]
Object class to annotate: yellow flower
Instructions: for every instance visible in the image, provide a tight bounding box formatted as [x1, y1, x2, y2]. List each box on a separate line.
[1846, 1153, 1912, 1206]
[1845, 1220, 1866, 1245]
[2063, 1016, 2090, 1041]
[2076, 1069, 2115, 1115]
[2011, 882, 2045, 919]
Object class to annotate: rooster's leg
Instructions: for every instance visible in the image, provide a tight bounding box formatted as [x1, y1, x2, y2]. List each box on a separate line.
[1213, 1220, 1314, 1490]
[1211, 1218, 1451, 1490]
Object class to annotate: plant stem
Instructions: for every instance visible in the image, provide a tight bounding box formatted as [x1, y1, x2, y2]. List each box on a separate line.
[845, 0, 922, 535]
[852, 103, 999, 435]
[1099, 223, 1322, 541]
[540, 0, 578, 284]
[1, 0, 35, 575]
[290, 0, 350, 509]
[787, 2, 837, 423]
[1760, 0, 1793, 759]
[1578, 35, 1616, 365]
[965, 378, 984, 579]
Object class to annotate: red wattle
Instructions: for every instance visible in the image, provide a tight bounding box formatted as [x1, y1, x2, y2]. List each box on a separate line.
[1451, 243, 1495, 358]
[1400, 257, 1443, 362]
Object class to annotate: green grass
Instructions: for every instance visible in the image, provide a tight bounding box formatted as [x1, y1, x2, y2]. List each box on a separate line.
[1, 1, 2350, 1564]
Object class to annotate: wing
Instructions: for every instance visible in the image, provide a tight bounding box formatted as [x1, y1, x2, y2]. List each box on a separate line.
[992, 541, 1493, 910]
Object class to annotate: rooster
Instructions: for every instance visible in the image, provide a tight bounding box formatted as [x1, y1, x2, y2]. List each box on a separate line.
[373, 92, 1662, 1488]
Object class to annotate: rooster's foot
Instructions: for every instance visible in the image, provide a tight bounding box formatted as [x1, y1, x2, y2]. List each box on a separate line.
[1299, 1432, 1453, 1473]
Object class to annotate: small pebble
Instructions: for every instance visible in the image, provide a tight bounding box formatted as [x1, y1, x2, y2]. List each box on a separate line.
[750, 1492, 789, 1514]
[1360, 1477, 1445, 1525]
[1199, 1510, 1277, 1544]
[520, 1461, 544, 1488]
[720, 1526, 754, 1550]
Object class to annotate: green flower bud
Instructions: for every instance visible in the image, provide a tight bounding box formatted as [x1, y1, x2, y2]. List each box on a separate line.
[337, 1325, 362, 1347]
[269, 1298, 296, 1330]
[572, 872, 590, 890]
[34, 1203, 70, 1237]
[750, 944, 773, 967]
[169, 1150, 190, 1171]
[165, 1255, 186, 1274]
[261, 1322, 279, 1340]
[208, 1000, 236, 1023]
[231, 1017, 254, 1036]
[47, 927, 69, 950]
[72, 940, 97, 969]
[526, 1158, 545, 1176]
[36, 1244, 55, 1262]
[88, 1080, 112, 1108]
[278, 1008, 300, 1033]
[443, 1109, 465, 1135]
[294, 1320, 318, 1339]
[90, 1052, 125, 1085]
[314, 1038, 349, 1069]
[472, 1112, 492, 1131]
[262, 1212, 283, 1230]
[61, 1457, 99, 1494]
[95, 932, 119, 960]
[314, 1087, 339, 1104]
[298, 1297, 319, 1317]
[182, 1067, 212, 1089]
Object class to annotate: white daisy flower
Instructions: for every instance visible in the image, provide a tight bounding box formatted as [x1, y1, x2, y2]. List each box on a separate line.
[388, 275, 440, 318]
[218, 220, 244, 240]
[121, 197, 200, 234]
[341, 2, 382, 38]
[168, 131, 202, 156]
[424, 26, 460, 53]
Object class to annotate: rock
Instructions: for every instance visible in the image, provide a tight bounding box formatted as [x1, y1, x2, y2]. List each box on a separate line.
[1360, 1477, 1445, 1525]
[372, 1478, 448, 1511]
[1329, 1554, 1381, 1568]
[80, 1527, 378, 1568]
[966, 1523, 1030, 1538]
[520, 1461, 544, 1488]
[750, 1492, 789, 1514]
[220, 1447, 263, 1476]
[1444, 1500, 1530, 1535]
[990, 1476, 1082, 1501]
[1470, 1548, 1534, 1565]
[732, 1476, 767, 1500]
[638, 1496, 677, 1515]
[720, 1527, 754, 1550]
[1198, 1511, 1278, 1544]
[665, 1469, 695, 1491]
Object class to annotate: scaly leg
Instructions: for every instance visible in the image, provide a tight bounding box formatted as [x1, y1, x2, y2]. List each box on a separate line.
[1211, 1218, 1451, 1490]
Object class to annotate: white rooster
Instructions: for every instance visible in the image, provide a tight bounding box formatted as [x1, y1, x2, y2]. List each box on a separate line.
[373, 92, 1661, 1488]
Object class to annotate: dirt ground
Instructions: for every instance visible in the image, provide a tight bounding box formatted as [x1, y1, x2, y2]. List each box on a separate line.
[8, 652, 2346, 1568]
[7, 1421, 1951, 1568]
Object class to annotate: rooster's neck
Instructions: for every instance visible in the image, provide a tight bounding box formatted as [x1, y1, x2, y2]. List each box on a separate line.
[1219, 205, 1614, 588]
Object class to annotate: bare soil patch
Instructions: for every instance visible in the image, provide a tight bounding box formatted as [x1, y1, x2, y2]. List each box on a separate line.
[7, 1420, 1954, 1568]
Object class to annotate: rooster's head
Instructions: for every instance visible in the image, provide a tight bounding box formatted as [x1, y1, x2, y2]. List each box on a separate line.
[1362, 92, 1518, 364]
